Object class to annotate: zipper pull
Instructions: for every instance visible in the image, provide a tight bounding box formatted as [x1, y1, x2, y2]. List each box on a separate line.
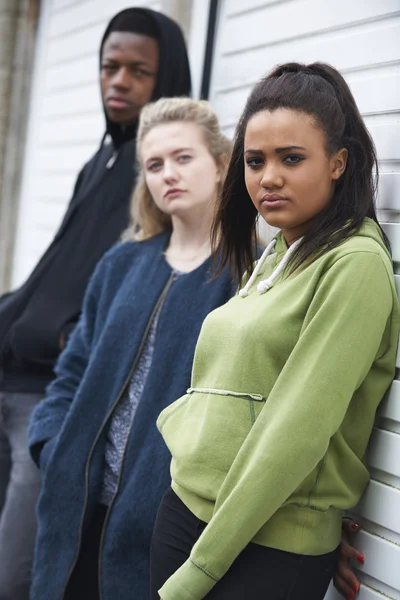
[106, 150, 118, 169]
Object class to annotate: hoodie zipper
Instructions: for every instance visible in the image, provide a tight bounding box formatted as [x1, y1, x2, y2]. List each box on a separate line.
[106, 149, 118, 169]
[61, 272, 176, 600]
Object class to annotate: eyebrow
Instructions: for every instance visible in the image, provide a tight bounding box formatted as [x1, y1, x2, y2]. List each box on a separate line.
[146, 148, 193, 161]
[102, 57, 152, 68]
[171, 147, 193, 155]
[244, 146, 306, 154]
[145, 148, 194, 166]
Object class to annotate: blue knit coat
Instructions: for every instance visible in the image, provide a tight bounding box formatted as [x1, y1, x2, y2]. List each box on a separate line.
[28, 232, 235, 600]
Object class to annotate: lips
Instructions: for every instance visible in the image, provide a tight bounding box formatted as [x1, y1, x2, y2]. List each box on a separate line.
[107, 97, 131, 109]
[164, 189, 186, 198]
[261, 193, 288, 207]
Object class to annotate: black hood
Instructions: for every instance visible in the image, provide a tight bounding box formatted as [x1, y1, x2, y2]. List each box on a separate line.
[100, 8, 192, 147]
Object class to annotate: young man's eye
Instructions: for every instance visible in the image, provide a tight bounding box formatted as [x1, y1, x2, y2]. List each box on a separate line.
[133, 68, 152, 78]
[283, 155, 304, 165]
[245, 157, 264, 169]
[102, 64, 117, 73]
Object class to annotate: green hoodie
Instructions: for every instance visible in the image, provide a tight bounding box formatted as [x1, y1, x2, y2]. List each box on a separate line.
[157, 218, 400, 600]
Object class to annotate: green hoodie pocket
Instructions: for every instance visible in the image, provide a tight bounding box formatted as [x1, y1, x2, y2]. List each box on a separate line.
[158, 387, 266, 500]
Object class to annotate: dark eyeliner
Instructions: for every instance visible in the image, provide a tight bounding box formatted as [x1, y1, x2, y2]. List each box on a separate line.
[283, 155, 305, 165]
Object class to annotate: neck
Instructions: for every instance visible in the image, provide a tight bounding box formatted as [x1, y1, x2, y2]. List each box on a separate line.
[168, 212, 212, 253]
[165, 212, 213, 273]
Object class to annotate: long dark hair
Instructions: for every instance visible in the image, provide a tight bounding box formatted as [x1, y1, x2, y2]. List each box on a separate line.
[212, 62, 388, 282]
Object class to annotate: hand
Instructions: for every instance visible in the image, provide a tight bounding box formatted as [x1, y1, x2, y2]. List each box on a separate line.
[334, 518, 364, 599]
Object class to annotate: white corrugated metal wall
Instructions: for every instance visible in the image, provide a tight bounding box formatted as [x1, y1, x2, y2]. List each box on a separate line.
[209, 1, 400, 598]
[11, 0, 164, 287]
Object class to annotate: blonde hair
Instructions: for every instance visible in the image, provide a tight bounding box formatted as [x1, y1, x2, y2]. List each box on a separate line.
[124, 97, 232, 241]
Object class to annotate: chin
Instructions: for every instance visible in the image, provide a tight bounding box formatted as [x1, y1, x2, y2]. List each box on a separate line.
[261, 214, 284, 229]
[260, 209, 294, 231]
[106, 110, 138, 126]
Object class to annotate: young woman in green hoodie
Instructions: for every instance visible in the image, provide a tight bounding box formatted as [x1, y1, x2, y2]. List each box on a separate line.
[150, 63, 400, 600]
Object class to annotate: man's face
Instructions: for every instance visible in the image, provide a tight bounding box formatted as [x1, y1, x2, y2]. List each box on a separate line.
[100, 31, 159, 125]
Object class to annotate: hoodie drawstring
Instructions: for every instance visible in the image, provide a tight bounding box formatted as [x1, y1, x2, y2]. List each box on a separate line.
[239, 237, 303, 298]
[239, 239, 277, 298]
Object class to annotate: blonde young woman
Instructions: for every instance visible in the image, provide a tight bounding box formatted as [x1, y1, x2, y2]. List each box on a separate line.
[28, 98, 234, 600]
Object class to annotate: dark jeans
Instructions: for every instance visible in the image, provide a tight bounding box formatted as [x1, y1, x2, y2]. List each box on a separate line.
[64, 503, 108, 600]
[151, 488, 338, 600]
[0, 391, 43, 600]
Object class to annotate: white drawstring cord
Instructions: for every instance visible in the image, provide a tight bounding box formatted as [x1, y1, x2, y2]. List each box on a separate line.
[238, 239, 277, 298]
[257, 237, 303, 294]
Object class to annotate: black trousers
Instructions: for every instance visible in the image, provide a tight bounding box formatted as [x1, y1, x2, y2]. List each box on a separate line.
[64, 503, 108, 600]
[150, 488, 338, 600]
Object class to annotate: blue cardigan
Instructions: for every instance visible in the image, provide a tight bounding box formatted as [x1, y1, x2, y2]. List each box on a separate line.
[28, 232, 236, 600]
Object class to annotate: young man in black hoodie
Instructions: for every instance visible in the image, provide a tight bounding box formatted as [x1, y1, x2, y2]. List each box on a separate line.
[0, 8, 191, 598]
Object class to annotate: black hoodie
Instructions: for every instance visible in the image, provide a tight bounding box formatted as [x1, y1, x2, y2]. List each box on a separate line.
[0, 8, 191, 393]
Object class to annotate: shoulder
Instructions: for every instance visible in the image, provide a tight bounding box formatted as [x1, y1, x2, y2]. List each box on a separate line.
[311, 236, 396, 307]
[81, 142, 113, 172]
[92, 232, 169, 282]
[336, 234, 386, 256]
[319, 233, 392, 276]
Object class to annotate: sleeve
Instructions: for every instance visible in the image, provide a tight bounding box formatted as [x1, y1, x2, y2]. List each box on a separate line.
[71, 166, 85, 199]
[0, 168, 87, 319]
[159, 252, 395, 600]
[0, 291, 12, 305]
[28, 256, 105, 467]
[60, 318, 80, 347]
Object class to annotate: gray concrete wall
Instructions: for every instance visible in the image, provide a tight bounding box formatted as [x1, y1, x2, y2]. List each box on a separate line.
[0, 0, 38, 294]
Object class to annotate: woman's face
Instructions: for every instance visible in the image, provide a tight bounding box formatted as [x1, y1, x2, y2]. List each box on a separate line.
[141, 121, 221, 220]
[244, 108, 347, 244]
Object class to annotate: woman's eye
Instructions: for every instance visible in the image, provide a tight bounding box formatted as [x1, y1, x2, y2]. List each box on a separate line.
[246, 157, 264, 169]
[147, 163, 162, 172]
[283, 155, 304, 165]
[178, 155, 192, 163]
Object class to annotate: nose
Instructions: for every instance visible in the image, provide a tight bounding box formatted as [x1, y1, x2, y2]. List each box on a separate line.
[260, 163, 283, 189]
[112, 67, 130, 90]
[163, 160, 179, 184]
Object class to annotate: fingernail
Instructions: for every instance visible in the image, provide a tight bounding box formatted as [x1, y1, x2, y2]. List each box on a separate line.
[356, 555, 364, 564]
[347, 593, 354, 600]
[351, 523, 360, 531]
[352, 584, 359, 592]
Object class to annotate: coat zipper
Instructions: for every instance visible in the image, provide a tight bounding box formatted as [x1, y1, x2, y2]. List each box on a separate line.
[61, 272, 176, 600]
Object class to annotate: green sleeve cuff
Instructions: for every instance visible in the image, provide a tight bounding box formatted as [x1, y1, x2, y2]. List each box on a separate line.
[159, 557, 218, 600]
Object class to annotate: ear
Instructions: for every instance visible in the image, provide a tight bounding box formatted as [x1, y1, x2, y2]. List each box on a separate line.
[331, 147, 348, 180]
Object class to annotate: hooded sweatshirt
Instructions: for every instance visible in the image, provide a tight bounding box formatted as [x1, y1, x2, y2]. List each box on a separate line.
[0, 8, 191, 393]
[157, 219, 400, 600]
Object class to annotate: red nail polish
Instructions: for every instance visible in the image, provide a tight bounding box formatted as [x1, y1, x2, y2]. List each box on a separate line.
[348, 593, 354, 600]
[351, 523, 360, 531]
[356, 555, 364, 564]
[352, 584, 359, 592]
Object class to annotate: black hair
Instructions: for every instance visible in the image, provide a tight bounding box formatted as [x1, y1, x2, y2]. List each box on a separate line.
[212, 62, 388, 282]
